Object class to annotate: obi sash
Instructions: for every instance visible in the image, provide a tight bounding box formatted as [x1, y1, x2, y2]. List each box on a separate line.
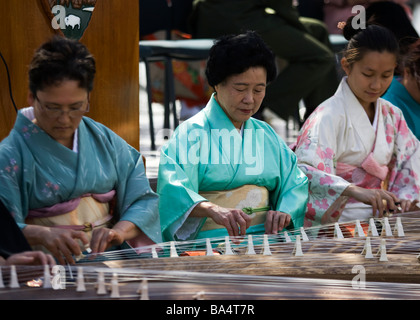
[334, 152, 390, 222]
[198, 185, 270, 231]
[336, 153, 389, 190]
[25, 190, 116, 250]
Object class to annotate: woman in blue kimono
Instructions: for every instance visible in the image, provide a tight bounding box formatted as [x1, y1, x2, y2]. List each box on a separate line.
[158, 31, 309, 242]
[0, 37, 161, 265]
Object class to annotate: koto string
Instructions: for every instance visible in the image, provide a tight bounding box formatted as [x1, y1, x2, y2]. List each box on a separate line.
[2, 211, 420, 300]
[75, 212, 420, 262]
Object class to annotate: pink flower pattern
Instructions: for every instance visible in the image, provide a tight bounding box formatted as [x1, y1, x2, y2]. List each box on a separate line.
[295, 100, 420, 227]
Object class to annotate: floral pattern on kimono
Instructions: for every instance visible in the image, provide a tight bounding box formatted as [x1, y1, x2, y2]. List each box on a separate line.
[294, 78, 420, 227]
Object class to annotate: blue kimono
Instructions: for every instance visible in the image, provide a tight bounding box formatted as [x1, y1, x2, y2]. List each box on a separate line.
[158, 95, 308, 241]
[0, 109, 162, 244]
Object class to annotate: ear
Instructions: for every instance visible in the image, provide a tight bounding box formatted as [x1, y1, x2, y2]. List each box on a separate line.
[27, 91, 35, 106]
[213, 84, 220, 94]
[341, 57, 351, 76]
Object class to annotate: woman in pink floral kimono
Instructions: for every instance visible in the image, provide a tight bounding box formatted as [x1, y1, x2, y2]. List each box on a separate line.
[294, 21, 420, 227]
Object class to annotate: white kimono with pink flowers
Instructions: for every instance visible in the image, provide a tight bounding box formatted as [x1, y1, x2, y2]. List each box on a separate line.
[294, 78, 420, 227]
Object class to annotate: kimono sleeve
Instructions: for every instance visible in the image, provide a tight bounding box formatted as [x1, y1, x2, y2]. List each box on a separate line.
[294, 108, 351, 227]
[270, 134, 309, 230]
[157, 126, 208, 242]
[109, 133, 162, 244]
[0, 136, 29, 229]
[386, 106, 420, 202]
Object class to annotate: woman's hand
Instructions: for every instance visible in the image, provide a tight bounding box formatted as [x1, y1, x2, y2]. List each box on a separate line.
[90, 227, 124, 254]
[343, 185, 402, 216]
[90, 221, 145, 254]
[23, 225, 89, 265]
[192, 202, 252, 237]
[5, 251, 56, 266]
[264, 210, 291, 234]
[400, 199, 419, 213]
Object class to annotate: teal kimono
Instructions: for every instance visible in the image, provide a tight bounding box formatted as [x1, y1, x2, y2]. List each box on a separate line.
[383, 77, 420, 140]
[0, 110, 162, 244]
[158, 95, 308, 241]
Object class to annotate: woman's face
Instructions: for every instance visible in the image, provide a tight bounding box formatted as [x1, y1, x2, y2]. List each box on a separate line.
[214, 67, 267, 129]
[28, 80, 89, 149]
[342, 51, 396, 110]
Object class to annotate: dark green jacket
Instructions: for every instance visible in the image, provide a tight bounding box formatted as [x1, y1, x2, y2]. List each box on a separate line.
[190, 0, 306, 38]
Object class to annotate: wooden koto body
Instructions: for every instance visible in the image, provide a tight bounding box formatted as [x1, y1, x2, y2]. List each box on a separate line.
[2, 212, 420, 300]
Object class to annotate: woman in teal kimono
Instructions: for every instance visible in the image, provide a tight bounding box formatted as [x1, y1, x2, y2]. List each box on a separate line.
[158, 32, 309, 242]
[0, 37, 161, 265]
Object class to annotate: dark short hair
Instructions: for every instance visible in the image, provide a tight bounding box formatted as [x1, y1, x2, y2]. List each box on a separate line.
[29, 36, 96, 95]
[205, 31, 277, 87]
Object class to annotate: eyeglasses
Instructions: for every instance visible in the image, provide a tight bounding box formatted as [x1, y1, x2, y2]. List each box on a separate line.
[35, 96, 90, 119]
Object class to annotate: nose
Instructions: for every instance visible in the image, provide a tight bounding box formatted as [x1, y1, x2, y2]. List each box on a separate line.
[370, 77, 382, 91]
[242, 90, 255, 104]
[57, 109, 73, 122]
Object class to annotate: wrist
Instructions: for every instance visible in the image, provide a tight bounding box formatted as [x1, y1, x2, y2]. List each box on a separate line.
[342, 184, 357, 197]
[112, 220, 139, 240]
[22, 224, 48, 246]
[191, 201, 217, 218]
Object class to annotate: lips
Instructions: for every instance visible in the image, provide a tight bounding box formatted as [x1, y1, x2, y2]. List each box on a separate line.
[366, 91, 381, 97]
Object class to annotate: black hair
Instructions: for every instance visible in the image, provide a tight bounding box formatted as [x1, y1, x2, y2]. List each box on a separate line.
[205, 31, 277, 88]
[342, 17, 399, 66]
[366, 1, 419, 55]
[29, 36, 96, 96]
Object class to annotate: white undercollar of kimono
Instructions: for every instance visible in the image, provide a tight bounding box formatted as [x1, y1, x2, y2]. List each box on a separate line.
[21, 106, 79, 153]
[238, 123, 244, 136]
[372, 100, 379, 131]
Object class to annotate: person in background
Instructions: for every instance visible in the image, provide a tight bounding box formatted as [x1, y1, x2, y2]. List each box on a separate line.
[0, 200, 55, 266]
[189, 0, 339, 124]
[297, 0, 325, 20]
[293, 19, 420, 227]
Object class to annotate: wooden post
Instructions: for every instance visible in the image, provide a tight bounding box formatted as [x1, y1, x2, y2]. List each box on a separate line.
[0, 0, 140, 149]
